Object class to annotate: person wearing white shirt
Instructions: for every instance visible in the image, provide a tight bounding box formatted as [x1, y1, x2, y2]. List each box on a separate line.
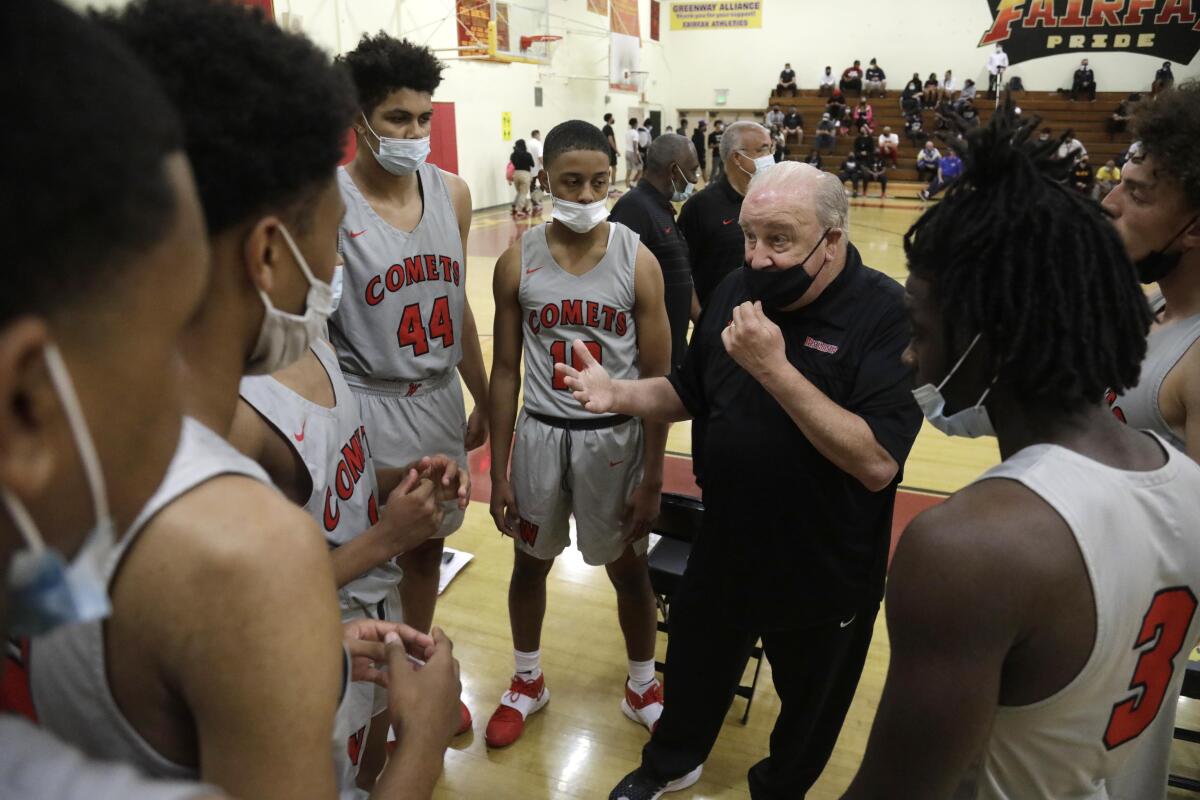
[940, 70, 957, 102]
[819, 66, 836, 97]
[625, 118, 643, 186]
[1056, 130, 1088, 166]
[877, 126, 899, 168]
[916, 141, 941, 181]
[526, 129, 545, 193]
[766, 105, 785, 129]
[987, 44, 1009, 98]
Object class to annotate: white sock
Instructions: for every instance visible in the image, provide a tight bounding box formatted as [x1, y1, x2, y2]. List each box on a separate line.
[627, 658, 657, 688]
[514, 649, 541, 680]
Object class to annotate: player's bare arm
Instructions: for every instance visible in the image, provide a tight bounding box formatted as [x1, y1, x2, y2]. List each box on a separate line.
[446, 171, 490, 451]
[488, 243, 525, 535]
[722, 300, 899, 492]
[227, 399, 307, 504]
[106, 477, 346, 800]
[624, 243, 672, 543]
[1163, 338, 1200, 461]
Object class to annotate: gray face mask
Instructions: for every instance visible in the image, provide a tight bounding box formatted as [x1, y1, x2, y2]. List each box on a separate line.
[911, 334, 997, 439]
[362, 117, 430, 177]
[670, 163, 695, 202]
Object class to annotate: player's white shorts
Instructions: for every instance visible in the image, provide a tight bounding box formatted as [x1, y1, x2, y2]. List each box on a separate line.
[344, 370, 468, 538]
[510, 409, 647, 566]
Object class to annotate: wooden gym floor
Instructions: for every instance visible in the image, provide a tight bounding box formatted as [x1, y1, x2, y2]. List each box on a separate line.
[428, 194, 1199, 798]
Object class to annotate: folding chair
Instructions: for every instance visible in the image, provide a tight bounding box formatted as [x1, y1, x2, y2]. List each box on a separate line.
[646, 492, 765, 724]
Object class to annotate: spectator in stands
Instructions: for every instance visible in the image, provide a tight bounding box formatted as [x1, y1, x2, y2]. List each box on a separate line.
[1152, 61, 1174, 94]
[777, 62, 798, 97]
[1106, 93, 1140, 140]
[877, 126, 899, 168]
[987, 43, 1009, 98]
[955, 79, 977, 110]
[1071, 155, 1094, 195]
[940, 70, 957, 102]
[865, 58, 887, 97]
[922, 72, 940, 108]
[766, 104, 784, 129]
[959, 99, 980, 129]
[1038, 126, 1053, 145]
[708, 119, 725, 180]
[816, 113, 836, 154]
[1056, 128, 1087, 166]
[839, 152, 865, 197]
[854, 125, 874, 161]
[851, 98, 875, 133]
[819, 66, 836, 97]
[509, 138, 534, 218]
[771, 125, 786, 163]
[691, 120, 707, 182]
[916, 141, 941, 182]
[1071, 58, 1097, 102]
[920, 148, 962, 200]
[783, 107, 804, 150]
[826, 89, 847, 130]
[863, 152, 889, 198]
[841, 60, 864, 95]
[625, 117, 643, 186]
[904, 111, 925, 147]
[804, 148, 823, 169]
[1093, 158, 1120, 201]
[902, 73, 922, 104]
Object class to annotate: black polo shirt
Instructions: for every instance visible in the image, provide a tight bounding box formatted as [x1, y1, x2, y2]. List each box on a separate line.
[667, 245, 922, 630]
[677, 175, 744, 306]
[608, 180, 693, 370]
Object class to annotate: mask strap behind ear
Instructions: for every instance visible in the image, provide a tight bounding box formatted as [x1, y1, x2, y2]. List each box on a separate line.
[936, 333, 983, 393]
[43, 344, 109, 528]
[2, 487, 46, 553]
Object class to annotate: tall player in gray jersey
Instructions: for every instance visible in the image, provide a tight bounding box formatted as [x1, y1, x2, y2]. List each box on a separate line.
[333, 39, 489, 736]
[486, 121, 672, 749]
[21, 4, 463, 800]
[0, 3, 220, 797]
[231, 336, 469, 792]
[1101, 82, 1200, 800]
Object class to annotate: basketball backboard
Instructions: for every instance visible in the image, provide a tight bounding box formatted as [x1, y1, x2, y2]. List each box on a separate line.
[455, 0, 555, 65]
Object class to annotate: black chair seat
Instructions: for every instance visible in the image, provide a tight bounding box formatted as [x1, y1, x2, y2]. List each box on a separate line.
[647, 537, 690, 597]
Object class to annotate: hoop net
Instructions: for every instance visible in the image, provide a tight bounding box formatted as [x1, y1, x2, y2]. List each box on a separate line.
[518, 34, 561, 64]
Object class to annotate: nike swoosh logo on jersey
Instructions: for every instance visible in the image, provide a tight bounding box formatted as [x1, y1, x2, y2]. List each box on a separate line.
[722, 218, 735, 225]
[840, 614, 856, 628]
[294, 420, 307, 442]
[609, 459, 624, 468]
[348, 229, 368, 239]
[526, 266, 544, 275]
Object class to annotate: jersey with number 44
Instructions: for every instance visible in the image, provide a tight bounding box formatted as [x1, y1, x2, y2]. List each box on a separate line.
[330, 163, 465, 383]
[968, 435, 1200, 800]
[519, 221, 640, 420]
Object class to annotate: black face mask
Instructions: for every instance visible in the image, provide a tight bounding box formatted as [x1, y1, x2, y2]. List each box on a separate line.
[1136, 215, 1198, 285]
[744, 228, 831, 309]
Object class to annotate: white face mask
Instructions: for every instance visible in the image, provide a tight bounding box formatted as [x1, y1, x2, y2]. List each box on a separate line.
[671, 163, 696, 202]
[911, 333, 997, 439]
[5, 344, 115, 636]
[245, 224, 336, 376]
[737, 151, 775, 178]
[362, 117, 430, 177]
[549, 176, 608, 234]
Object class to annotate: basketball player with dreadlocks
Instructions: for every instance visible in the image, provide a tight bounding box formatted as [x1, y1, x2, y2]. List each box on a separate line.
[841, 109, 1200, 799]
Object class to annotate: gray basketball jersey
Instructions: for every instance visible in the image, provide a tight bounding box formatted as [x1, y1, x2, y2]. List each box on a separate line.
[519, 221, 640, 419]
[28, 417, 271, 779]
[330, 163, 466, 383]
[1109, 296, 1200, 453]
[239, 339, 402, 606]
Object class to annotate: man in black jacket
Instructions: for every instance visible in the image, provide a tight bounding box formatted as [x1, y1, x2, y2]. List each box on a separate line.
[1071, 58, 1096, 102]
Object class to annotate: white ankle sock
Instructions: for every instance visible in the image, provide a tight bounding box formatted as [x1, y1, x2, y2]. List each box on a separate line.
[627, 658, 656, 688]
[514, 649, 541, 680]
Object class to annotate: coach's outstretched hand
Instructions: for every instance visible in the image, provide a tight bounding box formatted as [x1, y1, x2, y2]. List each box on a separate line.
[555, 339, 616, 413]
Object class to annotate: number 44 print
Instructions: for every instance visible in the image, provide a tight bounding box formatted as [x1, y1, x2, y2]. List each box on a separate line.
[396, 296, 454, 356]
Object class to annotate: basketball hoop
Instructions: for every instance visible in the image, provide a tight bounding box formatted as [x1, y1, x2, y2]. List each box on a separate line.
[519, 34, 561, 64]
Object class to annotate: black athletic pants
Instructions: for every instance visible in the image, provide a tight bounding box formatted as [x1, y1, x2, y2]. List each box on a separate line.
[641, 563, 879, 799]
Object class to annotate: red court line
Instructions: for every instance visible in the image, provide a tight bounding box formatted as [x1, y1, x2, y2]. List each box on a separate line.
[467, 449, 942, 565]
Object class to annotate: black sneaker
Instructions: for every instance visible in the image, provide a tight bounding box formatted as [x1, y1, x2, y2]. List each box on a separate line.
[608, 766, 702, 800]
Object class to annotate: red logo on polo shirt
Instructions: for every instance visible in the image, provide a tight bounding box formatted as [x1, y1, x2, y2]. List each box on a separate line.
[803, 336, 839, 355]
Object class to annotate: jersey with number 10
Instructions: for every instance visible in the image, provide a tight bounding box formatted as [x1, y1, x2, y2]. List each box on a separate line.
[331, 163, 465, 383]
[519, 221, 640, 420]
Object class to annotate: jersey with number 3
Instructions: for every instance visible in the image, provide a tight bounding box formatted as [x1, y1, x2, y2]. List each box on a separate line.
[969, 435, 1200, 800]
[519, 221, 640, 420]
[330, 163, 465, 383]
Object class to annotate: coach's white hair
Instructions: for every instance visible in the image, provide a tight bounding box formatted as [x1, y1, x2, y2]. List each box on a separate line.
[747, 161, 848, 231]
[719, 120, 769, 163]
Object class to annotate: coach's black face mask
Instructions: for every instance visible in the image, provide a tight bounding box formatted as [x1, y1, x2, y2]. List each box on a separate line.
[1136, 215, 1198, 285]
[744, 228, 830, 309]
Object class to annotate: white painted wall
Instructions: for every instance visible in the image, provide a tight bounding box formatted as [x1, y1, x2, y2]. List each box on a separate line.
[656, 0, 1200, 113]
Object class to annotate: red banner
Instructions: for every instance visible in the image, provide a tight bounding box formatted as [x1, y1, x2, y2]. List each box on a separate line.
[457, 0, 491, 57]
[650, 0, 660, 40]
[588, 0, 608, 14]
[610, 0, 639, 36]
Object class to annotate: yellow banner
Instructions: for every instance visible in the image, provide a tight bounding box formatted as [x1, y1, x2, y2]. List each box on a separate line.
[669, 1, 762, 30]
[501, 112, 512, 142]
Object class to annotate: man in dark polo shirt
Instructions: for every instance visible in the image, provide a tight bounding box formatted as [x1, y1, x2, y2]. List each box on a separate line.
[679, 121, 773, 319]
[557, 161, 922, 800]
[609, 134, 700, 370]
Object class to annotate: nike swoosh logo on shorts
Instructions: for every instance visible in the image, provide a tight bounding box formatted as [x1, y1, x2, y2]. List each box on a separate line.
[348, 229, 367, 238]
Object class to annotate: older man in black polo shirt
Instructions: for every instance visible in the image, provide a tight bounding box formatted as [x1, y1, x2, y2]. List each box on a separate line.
[558, 161, 922, 800]
[609, 134, 700, 371]
[679, 121, 774, 320]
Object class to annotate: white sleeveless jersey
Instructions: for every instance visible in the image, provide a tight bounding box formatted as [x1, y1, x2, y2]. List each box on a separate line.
[969, 436, 1200, 800]
[239, 340, 401, 607]
[519, 222, 640, 420]
[27, 418, 272, 779]
[330, 163, 466, 383]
